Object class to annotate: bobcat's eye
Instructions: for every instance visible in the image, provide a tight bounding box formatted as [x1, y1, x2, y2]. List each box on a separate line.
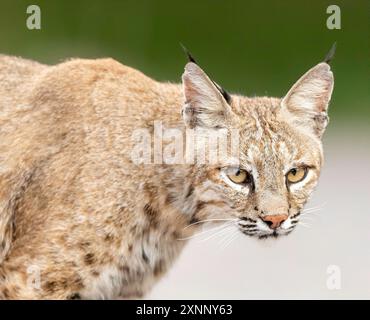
[226, 168, 252, 184]
[286, 167, 307, 184]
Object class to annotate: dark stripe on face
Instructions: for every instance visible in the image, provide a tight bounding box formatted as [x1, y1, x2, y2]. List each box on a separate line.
[195, 200, 227, 212]
[291, 211, 301, 219]
[240, 224, 257, 229]
[240, 217, 257, 223]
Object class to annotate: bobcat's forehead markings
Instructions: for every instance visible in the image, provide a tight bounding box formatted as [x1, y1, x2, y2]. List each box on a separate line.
[0, 49, 333, 299]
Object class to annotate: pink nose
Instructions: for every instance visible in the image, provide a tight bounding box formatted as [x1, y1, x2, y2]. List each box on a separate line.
[261, 214, 288, 229]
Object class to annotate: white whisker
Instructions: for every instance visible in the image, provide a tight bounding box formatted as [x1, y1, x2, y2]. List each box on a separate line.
[220, 230, 240, 250]
[177, 223, 228, 241]
[299, 216, 316, 221]
[302, 203, 326, 212]
[301, 210, 321, 216]
[218, 226, 237, 247]
[302, 208, 322, 215]
[183, 218, 237, 230]
[298, 221, 311, 228]
[177, 221, 235, 241]
[199, 224, 235, 243]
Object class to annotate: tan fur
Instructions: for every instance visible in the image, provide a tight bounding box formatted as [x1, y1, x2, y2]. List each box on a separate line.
[0, 55, 333, 299]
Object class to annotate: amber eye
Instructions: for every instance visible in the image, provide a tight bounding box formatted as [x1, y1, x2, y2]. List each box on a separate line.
[227, 168, 251, 184]
[286, 167, 307, 184]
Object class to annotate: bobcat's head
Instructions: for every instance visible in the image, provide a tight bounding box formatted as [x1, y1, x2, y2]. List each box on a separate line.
[181, 54, 334, 239]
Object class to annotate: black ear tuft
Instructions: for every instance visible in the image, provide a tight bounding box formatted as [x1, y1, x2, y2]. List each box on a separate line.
[180, 43, 197, 64]
[323, 42, 337, 64]
[180, 43, 232, 104]
[211, 80, 232, 104]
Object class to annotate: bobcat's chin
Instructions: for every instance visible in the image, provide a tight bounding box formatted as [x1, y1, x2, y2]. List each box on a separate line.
[240, 228, 296, 239]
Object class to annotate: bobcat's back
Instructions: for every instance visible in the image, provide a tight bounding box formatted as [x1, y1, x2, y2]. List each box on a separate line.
[0, 55, 47, 113]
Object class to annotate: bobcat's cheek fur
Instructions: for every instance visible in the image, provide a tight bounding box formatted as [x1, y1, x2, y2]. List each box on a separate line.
[0, 54, 332, 299]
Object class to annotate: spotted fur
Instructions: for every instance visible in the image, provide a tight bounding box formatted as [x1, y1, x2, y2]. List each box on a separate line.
[0, 54, 333, 299]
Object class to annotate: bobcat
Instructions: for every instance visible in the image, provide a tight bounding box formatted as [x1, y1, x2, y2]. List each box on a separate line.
[0, 47, 334, 299]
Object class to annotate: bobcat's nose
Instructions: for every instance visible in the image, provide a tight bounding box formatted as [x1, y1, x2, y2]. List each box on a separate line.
[261, 214, 288, 229]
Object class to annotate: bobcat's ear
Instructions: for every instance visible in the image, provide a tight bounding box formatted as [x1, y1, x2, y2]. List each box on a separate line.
[182, 62, 233, 129]
[281, 62, 334, 138]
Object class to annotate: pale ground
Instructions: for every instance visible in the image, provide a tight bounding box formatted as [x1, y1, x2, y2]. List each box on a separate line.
[148, 126, 370, 299]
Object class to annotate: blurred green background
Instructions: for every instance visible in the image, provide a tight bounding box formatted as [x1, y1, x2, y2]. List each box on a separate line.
[0, 0, 368, 129]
